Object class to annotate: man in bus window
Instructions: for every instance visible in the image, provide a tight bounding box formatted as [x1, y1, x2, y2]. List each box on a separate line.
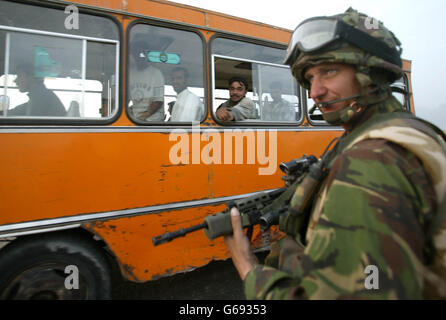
[261, 81, 295, 121]
[169, 67, 203, 122]
[2, 63, 66, 117]
[128, 37, 165, 122]
[223, 8, 446, 299]
[216, 77, 255, 121]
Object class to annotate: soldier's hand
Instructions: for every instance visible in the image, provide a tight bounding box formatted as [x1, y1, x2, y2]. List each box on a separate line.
[224, 208, 259, 280]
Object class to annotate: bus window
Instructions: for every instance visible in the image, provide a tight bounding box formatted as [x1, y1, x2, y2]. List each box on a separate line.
[0, 1, 119, 120]
[211, 37, 301, 124]
[127, 23, 205, 123]
[211, 37, 285, 64]
[391, 75, 411, 111]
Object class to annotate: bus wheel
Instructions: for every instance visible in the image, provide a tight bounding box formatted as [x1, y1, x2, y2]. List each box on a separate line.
[0, 231, 112, 300]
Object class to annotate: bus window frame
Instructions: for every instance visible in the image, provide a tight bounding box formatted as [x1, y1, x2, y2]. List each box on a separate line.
[209, 33, 304, 127]
[211, 54, 303, 127]
[0, 0, 123, 126]
[125, 19, 208, 126]
[391, 73, 411, 111]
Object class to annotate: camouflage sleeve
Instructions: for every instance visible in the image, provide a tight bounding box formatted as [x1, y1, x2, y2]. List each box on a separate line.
[244, 139, 436, 299]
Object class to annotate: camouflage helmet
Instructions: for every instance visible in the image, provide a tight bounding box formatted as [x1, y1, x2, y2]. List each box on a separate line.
[285, 8, 404, 91]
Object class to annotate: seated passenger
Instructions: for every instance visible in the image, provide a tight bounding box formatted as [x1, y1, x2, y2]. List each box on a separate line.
[2, 64, 66, 117]
[216, 77, 255, 122]
[261, 81, 294, 121]
[128, 37, 165, 121]
[169, 67, 203, 122]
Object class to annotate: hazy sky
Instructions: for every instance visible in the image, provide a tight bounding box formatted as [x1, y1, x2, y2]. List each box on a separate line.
[171, 0, 446, 128]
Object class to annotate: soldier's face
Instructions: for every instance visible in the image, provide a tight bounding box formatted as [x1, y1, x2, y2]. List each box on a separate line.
[305, 63, 361, 114]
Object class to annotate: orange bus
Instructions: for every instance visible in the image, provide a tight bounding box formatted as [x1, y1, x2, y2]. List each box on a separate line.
[0, 0, 414, 299]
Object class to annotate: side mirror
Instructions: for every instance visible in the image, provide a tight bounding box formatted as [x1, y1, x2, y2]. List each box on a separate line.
[0, 95, 10, 112]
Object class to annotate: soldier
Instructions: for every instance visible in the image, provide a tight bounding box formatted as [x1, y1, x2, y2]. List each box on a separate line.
[224, 8, 446, 299]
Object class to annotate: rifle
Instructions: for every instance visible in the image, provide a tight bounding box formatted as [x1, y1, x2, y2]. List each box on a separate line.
[152, 155, 318, 246]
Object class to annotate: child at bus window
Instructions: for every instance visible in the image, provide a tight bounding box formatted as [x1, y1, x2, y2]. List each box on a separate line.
[169, 67, 203, 122]
[128, 38, 165, 122]
[216, 77, 255, 122]
[2, 63, 66, 117]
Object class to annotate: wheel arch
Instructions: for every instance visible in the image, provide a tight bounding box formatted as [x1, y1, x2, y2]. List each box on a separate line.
[0, 226, 120, 299]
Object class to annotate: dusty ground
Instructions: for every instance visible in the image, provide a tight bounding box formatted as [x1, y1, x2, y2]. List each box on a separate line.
[112, 252, 268, 300]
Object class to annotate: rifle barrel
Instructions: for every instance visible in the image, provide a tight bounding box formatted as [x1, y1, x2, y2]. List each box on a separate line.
[152, 222, 207, 246]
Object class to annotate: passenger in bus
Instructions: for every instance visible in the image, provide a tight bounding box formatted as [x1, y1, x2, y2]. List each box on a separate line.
[169, 67, 203, 122]
[261, 81, 295, 121]
[128, 37, 165, 122]
[216, 77, 255, 121]
[1, 64, 66, 117]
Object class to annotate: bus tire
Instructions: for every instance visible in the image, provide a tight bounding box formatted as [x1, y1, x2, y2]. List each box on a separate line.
[0, 230, 112, 300]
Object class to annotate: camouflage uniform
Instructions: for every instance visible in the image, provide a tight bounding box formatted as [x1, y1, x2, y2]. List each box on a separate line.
[245, 95, 446, 299]
[237, 8, 446, 299]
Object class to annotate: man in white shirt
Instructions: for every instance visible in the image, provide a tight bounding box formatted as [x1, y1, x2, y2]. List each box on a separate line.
[169, 67, 203, 122]
[128, 39, 165, 121]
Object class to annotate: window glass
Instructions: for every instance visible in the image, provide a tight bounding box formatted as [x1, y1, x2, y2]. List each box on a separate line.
[391, 75, 411, 111]
[211, 38, 301, 124]
[258, 65, 302, 122]
[213, 56, 301, 123]
[0, 1, 119, 120]
[127, 24, 205, 123]
[0, 1, 119, 39]
[212, 37, 285, 64]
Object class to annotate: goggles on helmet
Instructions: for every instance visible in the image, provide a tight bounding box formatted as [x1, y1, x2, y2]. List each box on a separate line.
[284, 17, 402, 68]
